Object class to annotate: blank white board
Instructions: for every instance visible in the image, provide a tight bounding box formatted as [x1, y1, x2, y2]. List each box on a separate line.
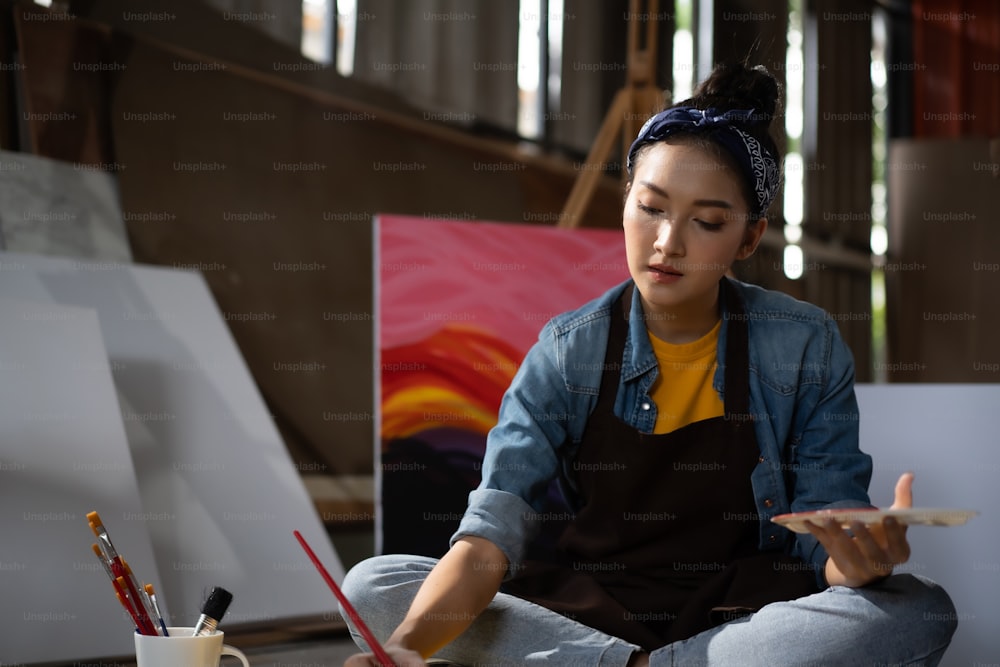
[856, 383, 999, 666]
[0, 298, 164, 662]
[0, 252, 344, 664]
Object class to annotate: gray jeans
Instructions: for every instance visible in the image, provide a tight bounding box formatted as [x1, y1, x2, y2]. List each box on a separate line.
[341, 554, 957, 667]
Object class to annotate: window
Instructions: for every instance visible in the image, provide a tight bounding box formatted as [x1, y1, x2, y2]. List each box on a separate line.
[301, 0, 353, 75]
[517, 0, 566, 139]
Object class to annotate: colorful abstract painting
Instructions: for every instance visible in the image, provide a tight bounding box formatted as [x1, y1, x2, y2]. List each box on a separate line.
[376, 214, 628, 556]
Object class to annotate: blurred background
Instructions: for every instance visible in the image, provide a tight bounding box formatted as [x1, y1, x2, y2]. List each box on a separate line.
[1, 0, 997, 570]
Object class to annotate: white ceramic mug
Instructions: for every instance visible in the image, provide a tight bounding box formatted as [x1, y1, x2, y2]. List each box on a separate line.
[134, 627, 250, 667]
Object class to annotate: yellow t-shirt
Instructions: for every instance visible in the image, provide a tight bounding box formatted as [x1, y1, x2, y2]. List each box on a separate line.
[647, 319, 725, 434]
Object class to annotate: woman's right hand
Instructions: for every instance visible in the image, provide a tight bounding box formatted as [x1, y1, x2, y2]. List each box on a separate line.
[342, 536, 507, 667]
[343, 645, 427, 667]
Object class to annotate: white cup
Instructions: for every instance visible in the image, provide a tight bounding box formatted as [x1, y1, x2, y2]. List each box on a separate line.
[134, 626, 250, 667]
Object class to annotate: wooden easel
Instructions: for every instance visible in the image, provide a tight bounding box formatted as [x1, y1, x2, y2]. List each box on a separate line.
[559, 0, 667, 228]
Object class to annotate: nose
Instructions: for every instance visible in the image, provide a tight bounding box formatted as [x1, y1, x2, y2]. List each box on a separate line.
[653, 219, 684, 257]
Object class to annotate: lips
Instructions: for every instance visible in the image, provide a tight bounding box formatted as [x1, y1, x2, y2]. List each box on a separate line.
[650, 264, 683, 276]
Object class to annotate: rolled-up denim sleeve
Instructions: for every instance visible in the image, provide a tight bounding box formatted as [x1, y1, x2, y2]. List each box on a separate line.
[450, 488, 538, 576]
[788, 321, 874, 586]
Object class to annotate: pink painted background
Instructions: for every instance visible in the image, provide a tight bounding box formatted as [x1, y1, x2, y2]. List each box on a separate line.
[377, 215, 628, 554]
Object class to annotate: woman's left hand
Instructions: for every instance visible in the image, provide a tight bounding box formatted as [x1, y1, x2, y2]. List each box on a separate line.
[805, 472, 913, 588]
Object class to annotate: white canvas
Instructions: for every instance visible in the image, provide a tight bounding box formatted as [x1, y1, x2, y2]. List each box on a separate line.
[0, 252, 344, 663]
[856, 383, 999, 665]
[0, 298, 163, 662]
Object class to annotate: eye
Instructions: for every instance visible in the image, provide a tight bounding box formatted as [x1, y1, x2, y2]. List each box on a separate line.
[637, 201, 662, 215]
[696, 219, 724, 232]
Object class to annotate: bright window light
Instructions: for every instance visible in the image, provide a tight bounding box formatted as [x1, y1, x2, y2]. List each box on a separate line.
[517, 0, 541, 138]
[302, 0, 334, 65]
[673, 0, 694, 102]
[783, 0, 805, 281]
[783, 153, 804, 226]
[783, 244, 804, 280]
[870, 225, 888, 257]
[336, 0, 356, 75]
[785, 27, 804, 140]
[784, 225, 803, 244]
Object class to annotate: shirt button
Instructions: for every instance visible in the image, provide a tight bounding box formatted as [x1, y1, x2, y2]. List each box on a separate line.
[758, 455, 765, 463]
[764, 498, 774, 508]
[641, 402, 651, 411]
[768, 534, 777, 543]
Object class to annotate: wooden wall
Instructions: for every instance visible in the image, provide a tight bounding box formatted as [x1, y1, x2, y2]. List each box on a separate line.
[7, 1, 624, 476]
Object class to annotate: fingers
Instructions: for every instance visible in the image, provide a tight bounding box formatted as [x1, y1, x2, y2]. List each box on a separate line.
[804, 479, 920, 589]
[851, 519, 910, 578]
[344, 652, 426, 667]
[386, 647, 430, 667]
[805, 519, 871, 581]
[344, 646, 428, 667]
[805, 516, 911, 587]
[880, 517, 911, 564]
[849, 522, 901, 577]
[890, 471, 914, 509]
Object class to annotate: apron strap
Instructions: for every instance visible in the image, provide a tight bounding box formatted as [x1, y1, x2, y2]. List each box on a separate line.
[720, 278, 752, 422]
[592, 283, 633, 415]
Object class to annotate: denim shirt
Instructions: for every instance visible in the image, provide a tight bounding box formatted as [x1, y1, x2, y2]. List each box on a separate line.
[451, 278, 873, 588]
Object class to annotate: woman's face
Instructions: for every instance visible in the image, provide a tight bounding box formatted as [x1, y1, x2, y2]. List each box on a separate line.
[623, 140, 766, 338]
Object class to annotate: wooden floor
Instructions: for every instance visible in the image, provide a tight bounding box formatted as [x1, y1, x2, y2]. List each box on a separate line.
[225, 618, 365, 666]
[49, 633, 363, 667]
[242, 635, 363, 666]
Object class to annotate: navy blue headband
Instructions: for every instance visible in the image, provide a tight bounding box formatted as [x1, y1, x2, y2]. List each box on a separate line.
[626, 106, 780, 218]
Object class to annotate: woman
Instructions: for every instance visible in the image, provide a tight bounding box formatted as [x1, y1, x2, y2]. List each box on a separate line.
[342, 63, 957, 666]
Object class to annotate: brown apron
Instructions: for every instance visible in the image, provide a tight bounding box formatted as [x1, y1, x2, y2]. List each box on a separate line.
[504, 282, 816, 650]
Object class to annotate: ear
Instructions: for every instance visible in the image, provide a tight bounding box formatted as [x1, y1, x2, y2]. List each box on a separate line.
[735, 216, 768, 260]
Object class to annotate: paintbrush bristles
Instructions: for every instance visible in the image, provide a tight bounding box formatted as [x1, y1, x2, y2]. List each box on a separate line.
[201, 587, 233, 621]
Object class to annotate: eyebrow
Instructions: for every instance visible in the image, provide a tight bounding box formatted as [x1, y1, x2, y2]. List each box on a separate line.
[638, 180, 734, 210]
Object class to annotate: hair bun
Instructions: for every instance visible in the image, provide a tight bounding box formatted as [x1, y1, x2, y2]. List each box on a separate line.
[687, 63, 779, 131]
